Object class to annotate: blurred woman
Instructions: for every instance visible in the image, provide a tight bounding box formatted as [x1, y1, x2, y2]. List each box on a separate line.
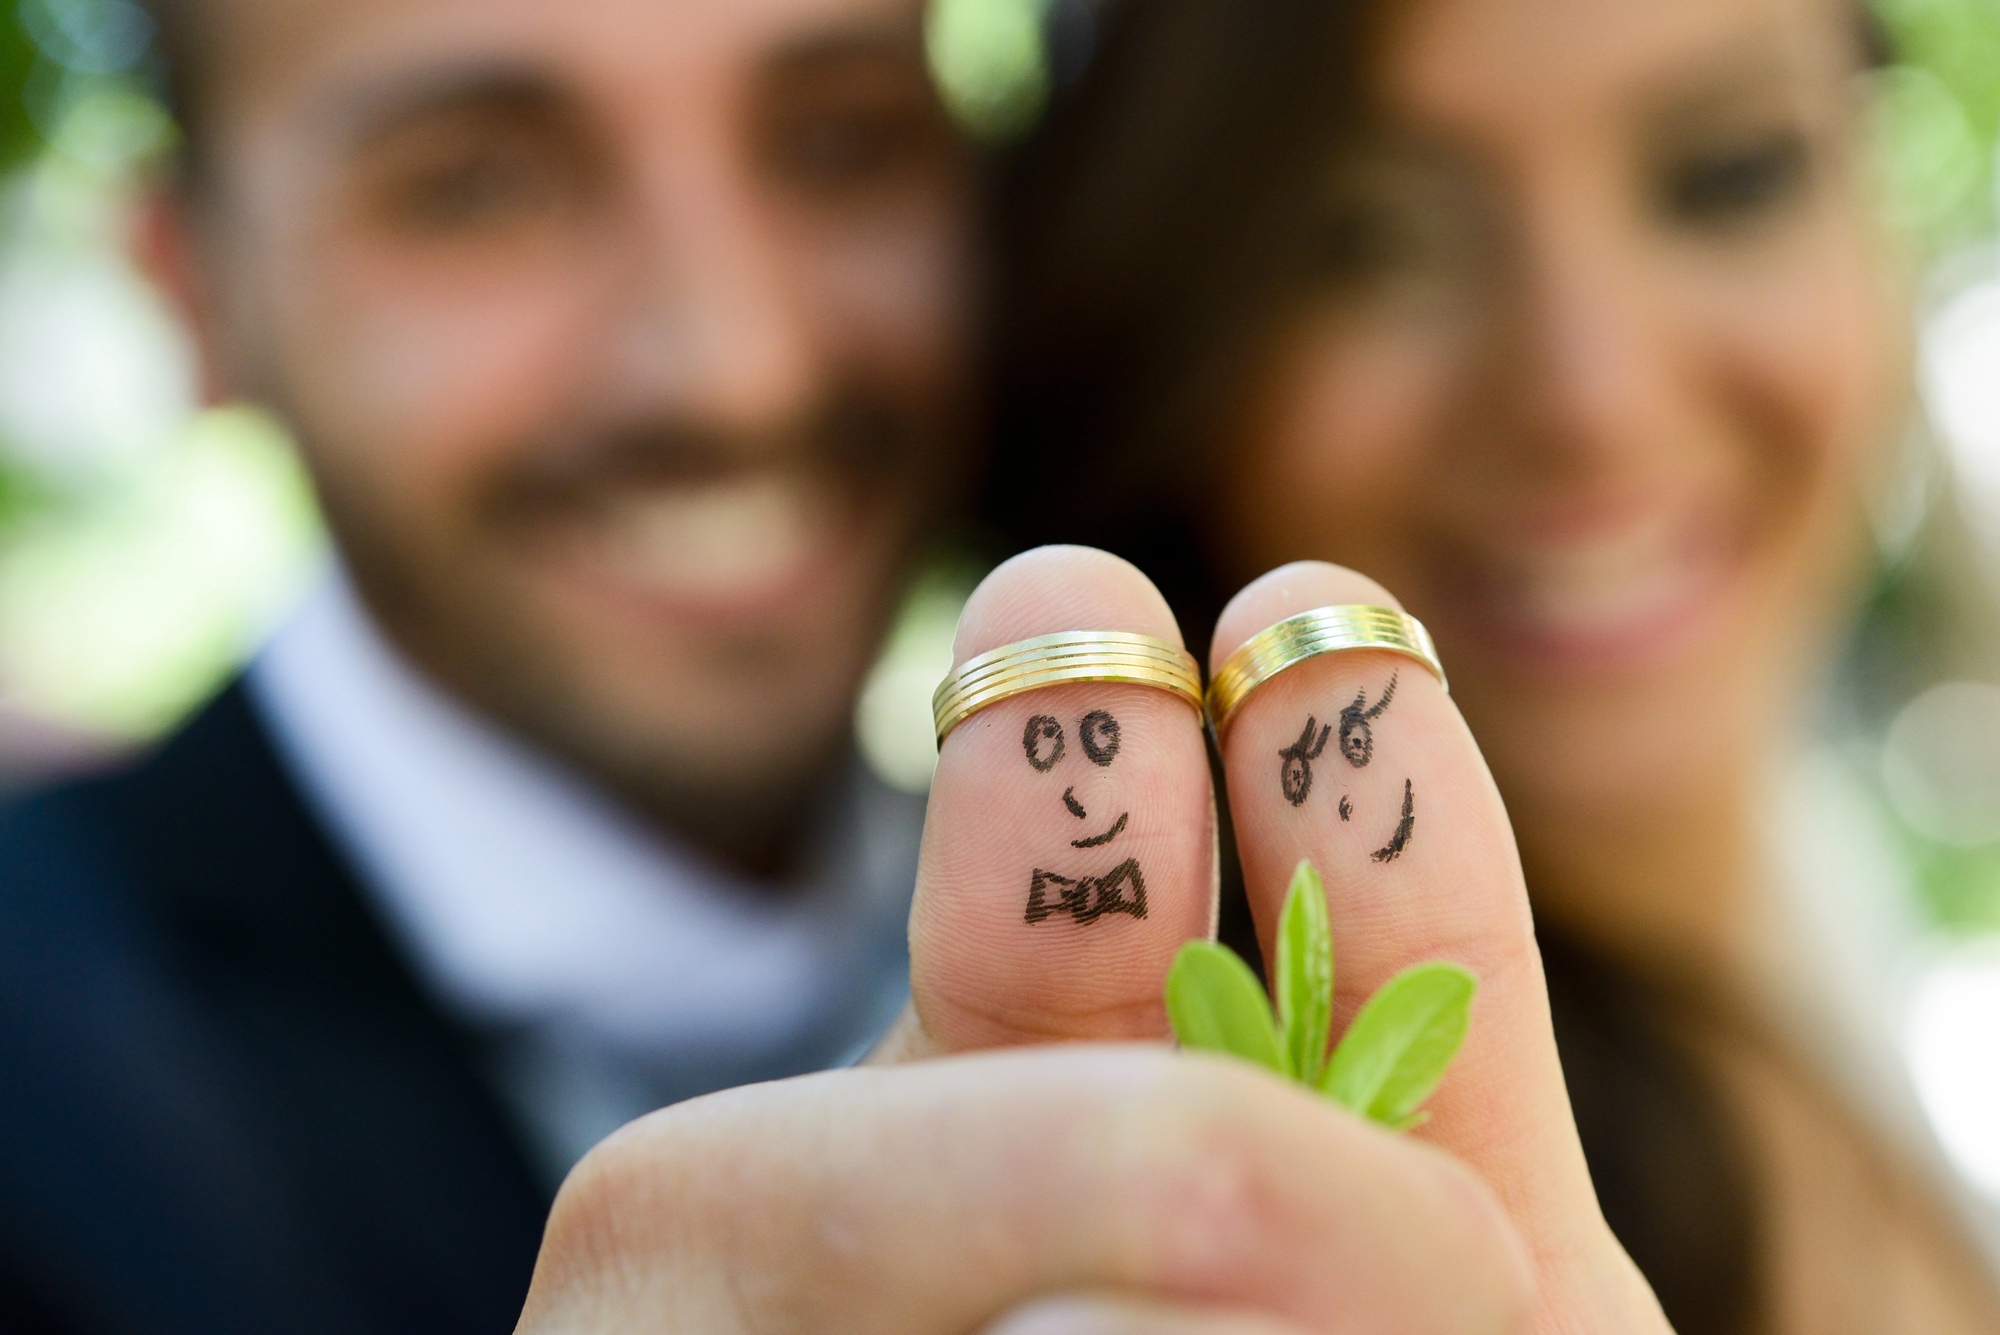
[987, 0, 2000, 1328]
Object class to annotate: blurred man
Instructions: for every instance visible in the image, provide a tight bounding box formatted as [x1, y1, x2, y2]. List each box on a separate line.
[0, 0, 975, 1330]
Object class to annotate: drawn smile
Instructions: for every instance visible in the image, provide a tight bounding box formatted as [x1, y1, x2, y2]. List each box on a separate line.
[1071, 812, 1130, 849]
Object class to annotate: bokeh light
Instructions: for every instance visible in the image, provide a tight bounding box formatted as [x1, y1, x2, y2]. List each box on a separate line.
[926, 0, 1050, 143]
[1908, 944, 2000, 1194]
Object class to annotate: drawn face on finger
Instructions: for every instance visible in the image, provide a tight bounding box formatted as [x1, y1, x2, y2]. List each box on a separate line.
[1277, 672, 1417, 862]
[1020, 707, 1144, 924]
[1021, 710, 1131, 846]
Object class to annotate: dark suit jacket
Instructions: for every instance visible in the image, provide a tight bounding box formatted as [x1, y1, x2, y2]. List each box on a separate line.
[0, 685, 550, 1335]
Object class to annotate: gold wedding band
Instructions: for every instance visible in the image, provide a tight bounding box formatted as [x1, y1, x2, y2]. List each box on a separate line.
[1206, 605, 1446, 743]
[934, 631, 1204, 747]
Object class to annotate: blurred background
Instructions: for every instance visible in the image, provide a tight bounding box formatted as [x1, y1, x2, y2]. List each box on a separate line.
[1, 0, 1998, 1201]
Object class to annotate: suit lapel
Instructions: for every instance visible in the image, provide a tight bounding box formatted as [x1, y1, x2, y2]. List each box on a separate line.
[73, 683, 550, 1333]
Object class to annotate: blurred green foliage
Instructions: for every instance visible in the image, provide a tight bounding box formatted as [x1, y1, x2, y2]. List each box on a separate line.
[926, 0, 1050, 143]
[1876, 0, 2000, 248]
[1911, 838, 2000, 933]
[0, 458, 49, 529]
[0, 5, 40, 173]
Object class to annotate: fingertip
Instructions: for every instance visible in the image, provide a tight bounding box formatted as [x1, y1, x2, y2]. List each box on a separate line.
[956, 546, 1185, 665]
[1210, 562, 1403, 676]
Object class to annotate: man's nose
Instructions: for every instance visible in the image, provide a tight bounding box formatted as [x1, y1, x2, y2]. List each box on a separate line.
[608, 142, 825, 442]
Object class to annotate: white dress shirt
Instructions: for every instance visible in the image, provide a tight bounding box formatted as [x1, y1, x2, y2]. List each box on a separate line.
[248, 572, 923, 1181]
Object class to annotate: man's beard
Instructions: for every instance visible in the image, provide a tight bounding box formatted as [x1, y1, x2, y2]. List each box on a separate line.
[302, 392, 952, 879]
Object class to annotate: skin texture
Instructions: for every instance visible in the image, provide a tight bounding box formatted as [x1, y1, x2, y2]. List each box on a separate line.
[908, 547, 1215, 1050]
[871, 552, 1670, 1333]
[984, 1296, 1317, 1335]
[1212, 0, 1906, 974]
[519, 1046, 1531, 1335]
[521, 550, 1586, 1335]
[1208, 563, 1661, 1332]
[138, 0, 977, 873]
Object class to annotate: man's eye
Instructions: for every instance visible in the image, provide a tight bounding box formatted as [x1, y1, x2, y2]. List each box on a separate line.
[1660, 132, 1812, 229]
[791, 119, 894, 176]
[375, 146, 578, 234]
[768, 103, 949, 190]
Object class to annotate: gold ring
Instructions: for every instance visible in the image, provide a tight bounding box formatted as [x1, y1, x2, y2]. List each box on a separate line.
[934, 630, 1204, 746]
[1206, 605, 1446, 743]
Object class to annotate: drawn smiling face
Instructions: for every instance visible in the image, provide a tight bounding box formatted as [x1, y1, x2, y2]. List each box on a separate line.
[1022, 710, 1130, 849]
[1021, 707, 1147, 926]
[1277, 674, 1417, 863]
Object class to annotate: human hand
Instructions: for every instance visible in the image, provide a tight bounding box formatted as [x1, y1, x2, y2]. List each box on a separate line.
[513, 546, 1661, 1333]
[882, 547, 1671, 1333]
[514, 1044, 1529, 1333]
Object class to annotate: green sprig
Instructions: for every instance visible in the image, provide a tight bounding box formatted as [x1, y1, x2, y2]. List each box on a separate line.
[1164, 860, 1476, 1130]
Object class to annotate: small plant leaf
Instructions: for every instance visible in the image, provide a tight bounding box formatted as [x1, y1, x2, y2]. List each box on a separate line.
[1322, 962, 1476, 1129]
[1165, 941, 1287, 1076]
[1275, 860, 1334, 1085]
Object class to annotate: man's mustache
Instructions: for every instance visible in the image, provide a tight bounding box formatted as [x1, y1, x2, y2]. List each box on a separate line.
[493, 399, 917, 511]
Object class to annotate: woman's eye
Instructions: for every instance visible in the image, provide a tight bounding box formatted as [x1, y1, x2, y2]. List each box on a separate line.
[1660, 131, 1813, 229]
[1309, 199, 1482, 306]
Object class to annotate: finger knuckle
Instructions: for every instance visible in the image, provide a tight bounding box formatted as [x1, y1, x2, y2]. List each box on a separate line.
[1120, 1059, 1306, 1285]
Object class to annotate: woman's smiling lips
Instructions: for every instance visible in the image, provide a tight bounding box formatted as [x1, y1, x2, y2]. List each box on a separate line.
[1434, 500, 1747, 676]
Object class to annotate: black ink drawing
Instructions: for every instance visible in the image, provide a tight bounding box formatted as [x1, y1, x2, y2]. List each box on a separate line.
[1063, 771, 1130, 847]
[1072, 812, 1129, 849]
[1079, 710, 1122, 766]
[1029, 711, 1132, 850]
[1339, 674, 1399, 768]
[1025, 712, 1135, 905]
[1279, 716, 1333, 807]
[1338, 794, 1353, 822]
[1026, 858, 1148, 924]
[1372, 780, 1415, 862]
[1024, 715, 1065, 772]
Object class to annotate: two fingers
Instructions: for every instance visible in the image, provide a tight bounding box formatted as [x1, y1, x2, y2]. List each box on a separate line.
[895, 548, 1660, 1328]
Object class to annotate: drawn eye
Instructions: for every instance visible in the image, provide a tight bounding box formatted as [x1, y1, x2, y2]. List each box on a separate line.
[1339, 716, 1372, 767]
[1282, 754, 1312, 806]
[1338, 676, 1397, 770]
[1023, 715, 1066, 771]
[1079, 710, 1122, 766]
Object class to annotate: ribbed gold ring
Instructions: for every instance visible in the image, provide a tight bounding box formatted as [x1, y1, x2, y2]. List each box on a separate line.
[934, 630, 1204, 747]
[1207, 606, 1446, 743]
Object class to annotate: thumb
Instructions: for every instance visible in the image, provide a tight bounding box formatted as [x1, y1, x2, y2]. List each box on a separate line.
[890, 545, 1218, 1056]
[1210, 562, 1667, 1334]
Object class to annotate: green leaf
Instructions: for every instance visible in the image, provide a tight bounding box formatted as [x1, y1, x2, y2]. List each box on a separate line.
[1322, 962, 1477, 1129]
[1165, 941, 1287, 1076]
[1275, 860, 1333, 1085]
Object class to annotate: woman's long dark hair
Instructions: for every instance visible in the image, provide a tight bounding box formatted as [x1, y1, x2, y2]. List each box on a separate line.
[983, 4, 1762, 1330]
